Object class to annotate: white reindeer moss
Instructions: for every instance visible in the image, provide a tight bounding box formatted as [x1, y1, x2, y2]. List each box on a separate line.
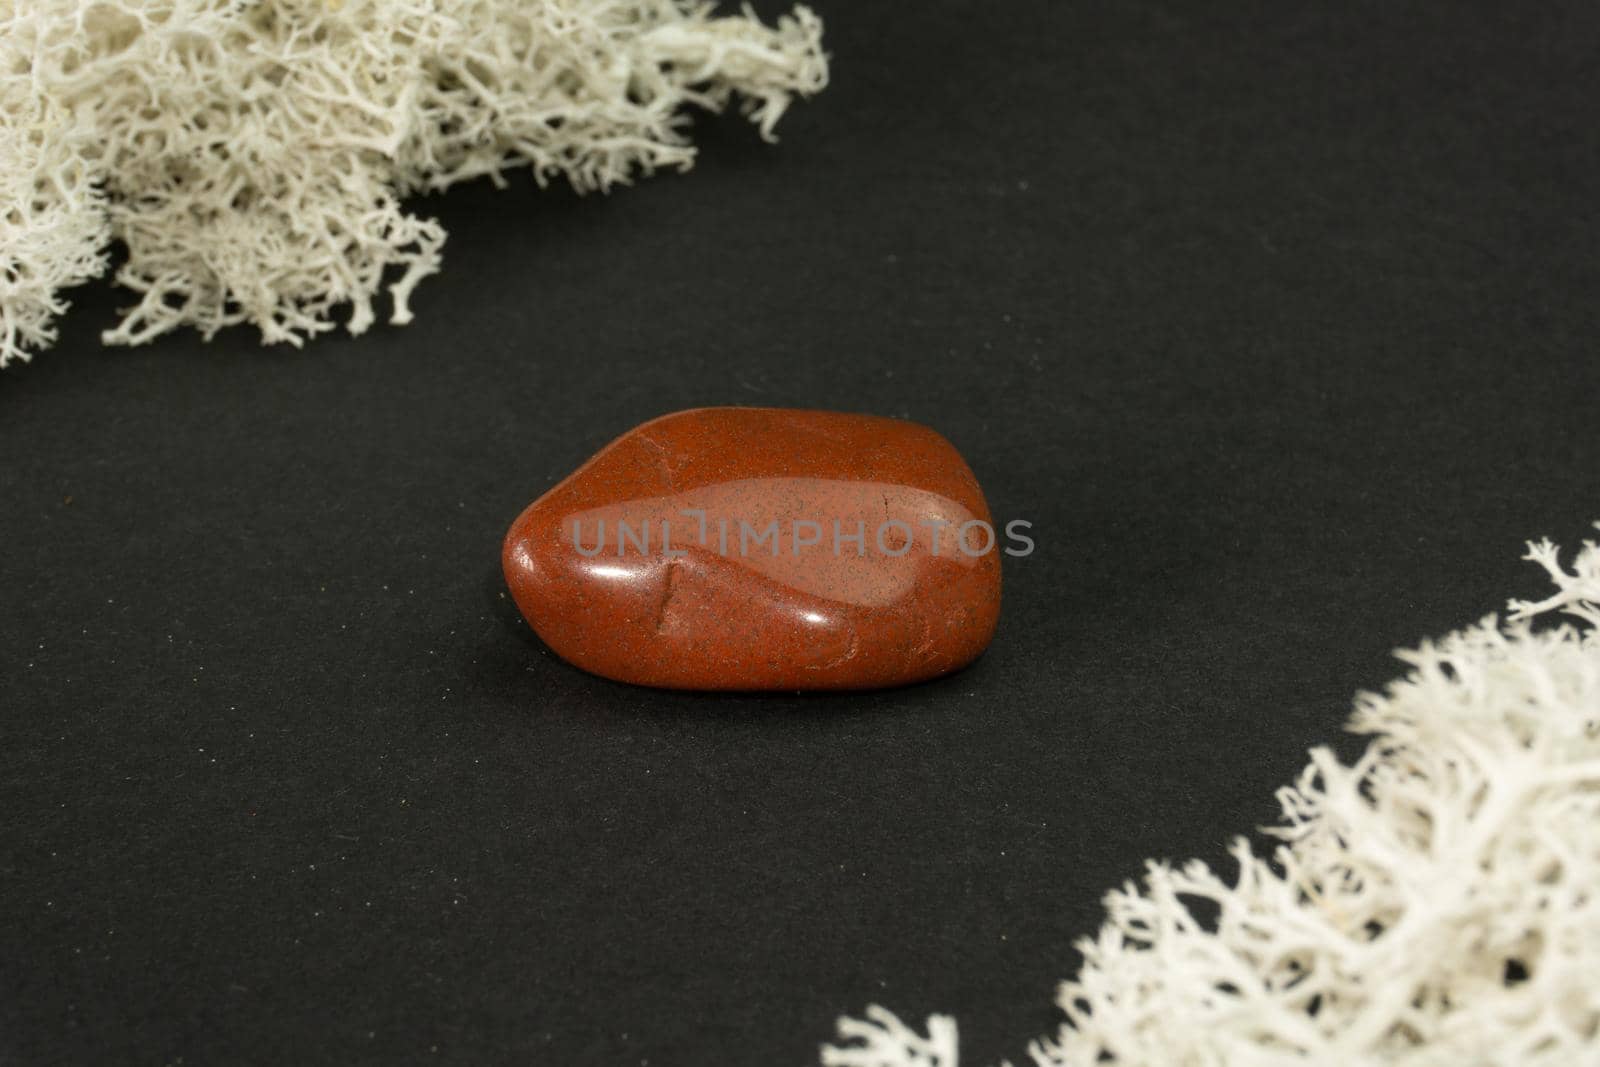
[0, 0, 827, 365]
[824, 529, 1600, 1067]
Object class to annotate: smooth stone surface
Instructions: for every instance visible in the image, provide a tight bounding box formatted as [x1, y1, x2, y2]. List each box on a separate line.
[502, 407, 1002, 690]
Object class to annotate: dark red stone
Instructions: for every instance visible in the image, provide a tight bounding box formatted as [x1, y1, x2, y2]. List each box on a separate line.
[502, 407, 1002, 690]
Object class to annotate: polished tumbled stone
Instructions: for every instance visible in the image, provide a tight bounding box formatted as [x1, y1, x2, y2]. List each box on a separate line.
[502, 407, 1002, 690]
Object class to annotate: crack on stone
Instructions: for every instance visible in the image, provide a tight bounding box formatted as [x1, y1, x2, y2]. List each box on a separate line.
[831, 628, 861, 668]
[635, 431, 676, 491]
[652, 561, 679, 635]
[809, 627, 860, 671]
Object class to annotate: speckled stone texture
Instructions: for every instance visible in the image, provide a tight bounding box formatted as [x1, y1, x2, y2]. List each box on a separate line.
[502, 407, 1002, 690]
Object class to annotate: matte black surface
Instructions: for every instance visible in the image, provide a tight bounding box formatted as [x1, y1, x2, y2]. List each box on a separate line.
[3, 2, 1598, 1063]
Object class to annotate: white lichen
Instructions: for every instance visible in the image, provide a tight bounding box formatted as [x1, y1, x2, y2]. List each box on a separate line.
[824, 1006, 961, 1067]
[0, 0, 827, 366]
[824, 526, 1600, 1066]
[0, 60, 110, 360]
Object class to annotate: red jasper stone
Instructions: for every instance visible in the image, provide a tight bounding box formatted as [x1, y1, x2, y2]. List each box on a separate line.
[502, 407, 1001, 690]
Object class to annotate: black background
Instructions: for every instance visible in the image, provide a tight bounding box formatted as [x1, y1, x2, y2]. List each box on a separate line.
[3, 1, 1598, 1064]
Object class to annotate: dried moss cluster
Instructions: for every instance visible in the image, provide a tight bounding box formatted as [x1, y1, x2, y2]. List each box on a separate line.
[0, 0, 826, 365]
[825, 529, 1600, 1066]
